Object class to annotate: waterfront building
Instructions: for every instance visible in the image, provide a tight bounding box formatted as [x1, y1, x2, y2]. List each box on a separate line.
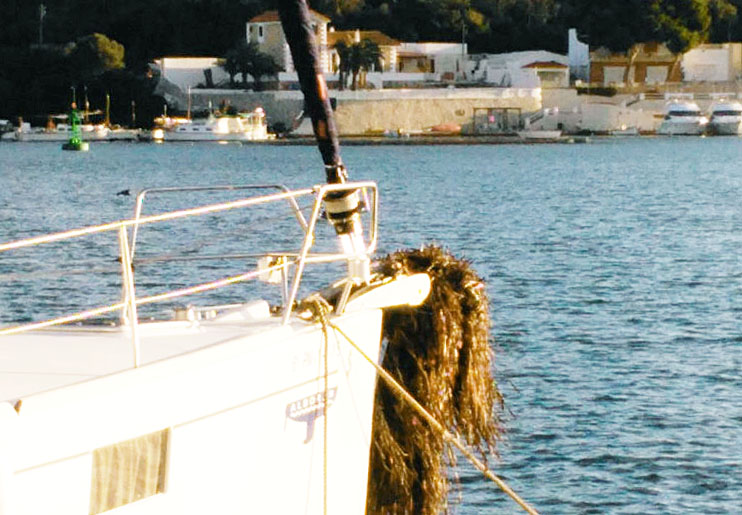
[152, 57, 229, 91]
[682, 43, 742, 82]
[467, 51, 569, 88]
[568, 28, 590, 82]
[246, 9, 468, 86]
[327, 29, 400, 73]
[589, 42, 680, 86]
[246, 9, 332, 73]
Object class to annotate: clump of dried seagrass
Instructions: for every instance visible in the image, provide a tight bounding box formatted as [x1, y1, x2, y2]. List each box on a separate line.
[366, 245, 503, 514]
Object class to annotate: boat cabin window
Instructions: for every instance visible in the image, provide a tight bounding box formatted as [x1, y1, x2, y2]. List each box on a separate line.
[713, 110, 742, 116]
[668, 111, 701, 117]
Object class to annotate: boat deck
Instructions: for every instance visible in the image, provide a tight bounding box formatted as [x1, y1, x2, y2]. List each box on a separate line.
[0, 302, 293, 403]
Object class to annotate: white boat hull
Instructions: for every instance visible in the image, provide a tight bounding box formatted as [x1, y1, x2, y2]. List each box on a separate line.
[657, 101, 707, 136]
[152, 110, 272, 142]
[5, 128, 139, 142]
[11, 126, 110, 142]
[610, 126, 639, 136]
[656, 121, 706, 136]
[0, 308, 383, 514]
[709, 119, 742, 135]
[159, 131, 268, 142]
[516, 129, 562, 140]
[0, 179, 418, 515]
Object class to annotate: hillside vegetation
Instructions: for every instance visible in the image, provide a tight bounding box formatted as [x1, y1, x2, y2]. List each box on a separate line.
[2, 0, 741, 124]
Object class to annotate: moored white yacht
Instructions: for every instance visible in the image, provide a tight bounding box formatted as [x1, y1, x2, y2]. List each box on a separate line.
[7, 121, 110, 142]
[656, 100, 708, 135]
[151, 108, 272, 142]
[516, 129, 562, 141]
[707, 100, 742, 135]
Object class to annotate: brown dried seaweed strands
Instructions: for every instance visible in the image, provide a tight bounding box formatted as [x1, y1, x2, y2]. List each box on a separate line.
[363, 246, 536, 514]
[332, 322, 537, 514]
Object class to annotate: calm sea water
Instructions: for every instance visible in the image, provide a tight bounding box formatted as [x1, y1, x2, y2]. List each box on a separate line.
[2, 137, 742, 513]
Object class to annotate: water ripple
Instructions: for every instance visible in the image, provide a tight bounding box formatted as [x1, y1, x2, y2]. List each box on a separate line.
[4, 140, 742, 513]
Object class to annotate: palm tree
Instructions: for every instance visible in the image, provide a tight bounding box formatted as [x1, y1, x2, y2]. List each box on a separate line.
[334, 38, 382, 90]
[219, 48, 240, 88]
[245, 50, 281, 91]
[223, 42, 280, 91]
[334, 40, 353, 90]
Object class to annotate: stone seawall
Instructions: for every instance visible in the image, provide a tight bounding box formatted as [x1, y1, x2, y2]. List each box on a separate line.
[167, 84, 742, 135]
[180, 88, 543, 135]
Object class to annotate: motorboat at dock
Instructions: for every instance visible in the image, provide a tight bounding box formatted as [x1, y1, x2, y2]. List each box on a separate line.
[150, 108, 272, 142]
[1, 122, 140, 143]
[5, 121, 110, 142]
[707, 100, 742, 135]
[657, 100, 708, 135]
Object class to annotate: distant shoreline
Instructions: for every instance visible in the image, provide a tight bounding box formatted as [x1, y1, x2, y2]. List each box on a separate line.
[269, 134, 593, 145]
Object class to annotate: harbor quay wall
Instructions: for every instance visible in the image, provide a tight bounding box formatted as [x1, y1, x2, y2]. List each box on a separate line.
[330, 89, 541, 135]
[538, 89, 662, 133]
[182, 88, 542, 135]
[178, 85, 742, 135]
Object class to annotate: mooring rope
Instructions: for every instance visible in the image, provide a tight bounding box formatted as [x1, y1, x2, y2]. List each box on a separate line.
[322, 303, 329, 515]
[303, 303, 539, 515]
[304, 295, 332, 515]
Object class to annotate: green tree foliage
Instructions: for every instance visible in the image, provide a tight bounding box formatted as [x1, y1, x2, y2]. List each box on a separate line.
[0, 0, 268, 66]
[5, 0, 742, 121]
[5, 0, 742, 64]
[227, 41, 280, 91]
[334, 38, 382, 90]
[561, 0, 654, 54]
[562, 0, 737, 81]
[709, 0, 739, 39]
[651, 0, 712, 54]
[66, 33, 125, 80]
[219, 48, 241, 88]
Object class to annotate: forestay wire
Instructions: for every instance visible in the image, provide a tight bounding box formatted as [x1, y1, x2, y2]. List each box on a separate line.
[303, 295, 539, 514]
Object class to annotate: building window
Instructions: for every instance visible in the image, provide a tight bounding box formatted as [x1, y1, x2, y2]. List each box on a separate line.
[258, 25, 265, 43]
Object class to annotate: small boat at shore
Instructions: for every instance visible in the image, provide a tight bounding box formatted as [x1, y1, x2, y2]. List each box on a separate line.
[707, 100, 742, 135]
[657, 100, 708, 136]
[610, 125, 640, 136]
[1, 120, 140, 143]
[150, 108, 272, 142]
[517, 129, 562, 141]
[5, 121, 109, 142]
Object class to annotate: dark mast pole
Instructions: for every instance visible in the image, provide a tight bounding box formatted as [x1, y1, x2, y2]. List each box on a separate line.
[276, 0, 343, 182]
[277, 0, 362, 238]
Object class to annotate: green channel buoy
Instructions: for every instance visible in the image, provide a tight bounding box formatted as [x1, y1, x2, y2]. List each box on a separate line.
[62, 103, 89, 151]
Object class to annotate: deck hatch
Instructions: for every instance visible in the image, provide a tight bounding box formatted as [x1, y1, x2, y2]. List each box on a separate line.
[89, 428, 169, 514]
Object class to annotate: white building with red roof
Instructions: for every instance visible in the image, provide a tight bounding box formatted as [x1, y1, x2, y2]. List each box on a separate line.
[468, 51, 569, 88]
[247, 9, 332, 73]
[246, 9, 468, 84]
